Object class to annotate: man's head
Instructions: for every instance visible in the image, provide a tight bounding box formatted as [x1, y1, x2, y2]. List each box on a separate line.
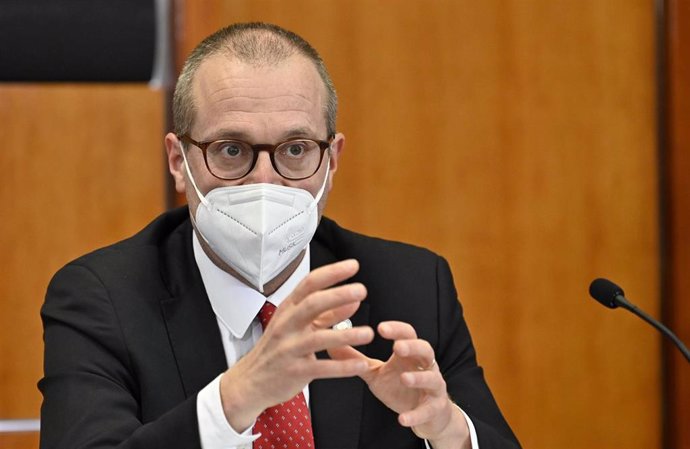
[164, 22, 345, 291]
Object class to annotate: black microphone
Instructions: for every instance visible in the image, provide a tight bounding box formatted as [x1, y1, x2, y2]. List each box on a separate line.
[589, 278, 690, 363]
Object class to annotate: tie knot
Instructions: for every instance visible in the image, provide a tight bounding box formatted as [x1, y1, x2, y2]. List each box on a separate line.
[258, 301, 276, 330]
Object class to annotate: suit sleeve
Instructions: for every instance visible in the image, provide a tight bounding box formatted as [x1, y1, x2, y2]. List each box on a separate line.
[39, 262, 202, 449]
[434, 256, 521, 449]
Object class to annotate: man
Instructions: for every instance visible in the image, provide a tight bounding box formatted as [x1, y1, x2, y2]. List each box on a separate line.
[40, 23, 520, 449]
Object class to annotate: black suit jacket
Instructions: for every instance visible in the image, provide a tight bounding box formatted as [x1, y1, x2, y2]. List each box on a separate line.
[40, 207, 520, 449]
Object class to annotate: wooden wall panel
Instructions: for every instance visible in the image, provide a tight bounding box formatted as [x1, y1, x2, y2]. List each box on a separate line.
[0, 432, 39, 448]
[0, 85, 165, 427]
[175, 1, 660, 448]
[665, 0, 690, 447]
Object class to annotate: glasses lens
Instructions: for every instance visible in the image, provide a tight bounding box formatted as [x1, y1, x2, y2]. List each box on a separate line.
[205, 140, 254, 179]
[274, 140, 323, 179]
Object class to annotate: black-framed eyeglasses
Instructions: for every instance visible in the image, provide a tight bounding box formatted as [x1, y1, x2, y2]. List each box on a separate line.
[178, 134, 334, 181]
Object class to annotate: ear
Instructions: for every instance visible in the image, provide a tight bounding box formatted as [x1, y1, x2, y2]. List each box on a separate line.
[326, 132, 345, 191]
[165, 133, 187, 193]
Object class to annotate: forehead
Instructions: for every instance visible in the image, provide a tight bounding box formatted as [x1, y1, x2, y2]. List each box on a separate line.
[190, 53, 327, 139]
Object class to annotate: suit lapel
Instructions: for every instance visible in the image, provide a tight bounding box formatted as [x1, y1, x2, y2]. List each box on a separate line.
[159, 219, 227, 398]
[310, 237, 369, 449]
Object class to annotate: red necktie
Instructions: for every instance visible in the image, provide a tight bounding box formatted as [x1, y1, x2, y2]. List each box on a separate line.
[253, 302, 315, 449]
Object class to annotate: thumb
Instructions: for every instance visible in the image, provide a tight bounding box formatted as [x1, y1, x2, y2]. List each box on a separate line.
[327, 345, 382, 383]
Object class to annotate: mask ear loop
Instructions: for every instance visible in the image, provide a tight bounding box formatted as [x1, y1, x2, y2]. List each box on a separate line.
[179, 141, 210, 207]
[179, 141, 215, 249]
[311, 151, 331, 207]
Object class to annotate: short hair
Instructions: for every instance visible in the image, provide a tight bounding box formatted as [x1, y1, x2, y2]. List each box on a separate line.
[173, 22, 338, 138]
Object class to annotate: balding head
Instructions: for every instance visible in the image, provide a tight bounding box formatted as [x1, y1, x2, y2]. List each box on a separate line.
[173, 23, 338, 138]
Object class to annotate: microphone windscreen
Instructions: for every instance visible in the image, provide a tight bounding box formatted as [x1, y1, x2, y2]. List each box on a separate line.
[589, 278, 625, 309]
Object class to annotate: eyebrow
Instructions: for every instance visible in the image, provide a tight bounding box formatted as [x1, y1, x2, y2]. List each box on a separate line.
[203, 127, 320, 143]
[282, 127, 317, 139]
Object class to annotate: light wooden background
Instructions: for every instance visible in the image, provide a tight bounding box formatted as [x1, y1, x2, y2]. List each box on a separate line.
[2, 1, 685, 448]
[0, 85, 166, 448]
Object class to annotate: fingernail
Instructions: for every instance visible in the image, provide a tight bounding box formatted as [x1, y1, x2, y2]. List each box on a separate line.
[357, 328, 372, 339]
[343, 258, 359, 269]
[351, 283, 366, 298]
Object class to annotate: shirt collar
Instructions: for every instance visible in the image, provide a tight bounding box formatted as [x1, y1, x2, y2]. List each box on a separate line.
[192, 232, 310, 339]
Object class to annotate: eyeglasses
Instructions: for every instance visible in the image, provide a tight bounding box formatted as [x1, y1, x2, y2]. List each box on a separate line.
[178, 134, 334, 181]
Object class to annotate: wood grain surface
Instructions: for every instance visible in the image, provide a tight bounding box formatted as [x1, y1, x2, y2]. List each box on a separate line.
[0, 84, 165, 421]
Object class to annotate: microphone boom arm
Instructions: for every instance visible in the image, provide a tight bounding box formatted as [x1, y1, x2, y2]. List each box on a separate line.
[614, 294, 690, 363]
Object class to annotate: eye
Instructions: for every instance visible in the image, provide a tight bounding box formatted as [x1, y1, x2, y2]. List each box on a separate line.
[283, 142, 307, 158]
[217, 142, 244, 157]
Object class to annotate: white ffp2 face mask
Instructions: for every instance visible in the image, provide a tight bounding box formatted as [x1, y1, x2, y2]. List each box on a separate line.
[180, 143, 329, 292]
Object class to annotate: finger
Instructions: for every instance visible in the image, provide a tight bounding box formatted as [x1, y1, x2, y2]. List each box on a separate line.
[378, 321, 418, 341]
[398, 396, 449, 428]
[289, 282, 367, 328]
[312, 301, 360, 329]
[328, 345, 382, 383]
[295, 326, 374, 355]
[328, 344, 360, 358]
[400, 370, 446, 395]
[327, 344, 370, 362]
[393, 339, 435, 367]
[289, 259, 360, 305]
[307, 357, 370, 380]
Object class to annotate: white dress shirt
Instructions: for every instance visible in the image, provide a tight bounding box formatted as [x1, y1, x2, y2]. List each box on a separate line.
[192, 233, 478, 449]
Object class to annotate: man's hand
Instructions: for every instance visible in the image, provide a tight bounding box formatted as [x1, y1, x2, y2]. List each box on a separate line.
[328, 321, 471, 449]
[218, 259, 374, 432]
